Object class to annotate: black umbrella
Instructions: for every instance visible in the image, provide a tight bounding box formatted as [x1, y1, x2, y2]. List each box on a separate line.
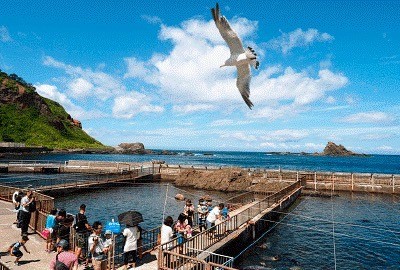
[118, 210, 143, 226]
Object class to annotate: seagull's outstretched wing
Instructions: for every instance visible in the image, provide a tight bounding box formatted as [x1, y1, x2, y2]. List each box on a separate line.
[211, 3, 245, 55]
[237, 65, 254, 109]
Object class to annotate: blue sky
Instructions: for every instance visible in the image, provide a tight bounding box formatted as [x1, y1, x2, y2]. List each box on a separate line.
[1, 0, 399, 154]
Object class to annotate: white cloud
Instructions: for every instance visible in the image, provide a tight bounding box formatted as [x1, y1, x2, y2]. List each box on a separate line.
[43, 56, 125, 101]
[125, 18, 346, 118]
[340, 111, 395, 123]
[112, 92, 164, 119]
[173, 104, 215, 114]
[269, 28, 334, 54]
[35, 84, 105, 119]
[68, 78, 93, 99]
[261, 129, 309, 142]
[141, 15, 162, 24]
[0, 26, 12, 42]
[124, 57, 151, 79]
[43, 56, 163, 119]
[210, 119, 255, 127]
[326, 96, 336, 104]
[221, 132, 256, 142]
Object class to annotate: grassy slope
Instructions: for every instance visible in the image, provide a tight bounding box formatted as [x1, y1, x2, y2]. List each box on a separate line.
[0, 73, 106, 149]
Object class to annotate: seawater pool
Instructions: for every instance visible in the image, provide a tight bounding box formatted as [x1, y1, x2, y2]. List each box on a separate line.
[237, 192, 400, 270]
[54, 183, 236, 230]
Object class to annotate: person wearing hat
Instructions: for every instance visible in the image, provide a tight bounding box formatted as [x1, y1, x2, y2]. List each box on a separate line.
[50, 239, 78, 270]
[104, 230, 113, 249]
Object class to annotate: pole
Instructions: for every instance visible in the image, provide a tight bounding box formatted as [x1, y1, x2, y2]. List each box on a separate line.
[163, 184, 169, 221]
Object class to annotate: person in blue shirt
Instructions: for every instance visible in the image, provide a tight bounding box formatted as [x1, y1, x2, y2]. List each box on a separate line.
[45, 208, 57, 252]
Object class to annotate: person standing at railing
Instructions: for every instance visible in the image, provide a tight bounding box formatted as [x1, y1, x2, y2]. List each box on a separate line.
[122, 223, 140, 270]
[89, 221, 109, 270]
[74, 204, 92, 265]
[206, 203, 224, 238]
[197, 199, 208, 232]
[44, 208, 58, 252]
[19, 190, 34, 236]
[160, 216, 174, 249]
[183, 199, 195, 227]
[174, 213, 188, 254]
[160, 216, 174, 269]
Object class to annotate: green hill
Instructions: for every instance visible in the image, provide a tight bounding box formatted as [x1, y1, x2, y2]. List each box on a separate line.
[0, 70, 106, 149]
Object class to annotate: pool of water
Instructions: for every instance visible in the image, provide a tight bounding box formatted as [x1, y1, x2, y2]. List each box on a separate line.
[237, 192, 400, 269]
[54, 183, 237, 230]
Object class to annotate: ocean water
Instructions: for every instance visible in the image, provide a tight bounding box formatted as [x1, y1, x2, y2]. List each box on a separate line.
[7, 151, 400, 174]
[237, 192, 400, 270]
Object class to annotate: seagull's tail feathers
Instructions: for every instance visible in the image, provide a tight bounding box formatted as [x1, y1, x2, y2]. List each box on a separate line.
[246, 47, 259, 70]
[241, 94, 254, 109]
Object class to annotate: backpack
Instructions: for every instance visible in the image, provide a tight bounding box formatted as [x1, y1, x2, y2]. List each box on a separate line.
[55, 252, 69, 270]
[28, 200, 37, 212]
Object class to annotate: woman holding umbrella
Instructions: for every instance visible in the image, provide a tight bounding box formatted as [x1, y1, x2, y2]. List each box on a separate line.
[118, 211, 142, 270]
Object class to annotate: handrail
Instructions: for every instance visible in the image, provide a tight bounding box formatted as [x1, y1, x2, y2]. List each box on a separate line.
[159, 180, 302, 267]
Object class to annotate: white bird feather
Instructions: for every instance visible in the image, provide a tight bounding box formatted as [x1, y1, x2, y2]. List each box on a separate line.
[211, 3, 259, 109]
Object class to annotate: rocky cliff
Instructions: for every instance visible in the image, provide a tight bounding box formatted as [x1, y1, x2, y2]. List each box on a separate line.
[0, 70, 104, 149]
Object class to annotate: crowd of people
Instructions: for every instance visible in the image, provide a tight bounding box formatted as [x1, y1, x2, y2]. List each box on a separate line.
[7, 191, 231, 269]
[160, 198, 230, 253]
[9, 191, 140, 270]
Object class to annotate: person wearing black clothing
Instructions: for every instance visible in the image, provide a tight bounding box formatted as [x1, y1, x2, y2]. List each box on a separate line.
[74, 204, 91, 263]
[57, 215, 74, 243]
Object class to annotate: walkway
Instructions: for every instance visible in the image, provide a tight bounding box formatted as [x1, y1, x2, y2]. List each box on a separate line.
[0, 200, 55, 270]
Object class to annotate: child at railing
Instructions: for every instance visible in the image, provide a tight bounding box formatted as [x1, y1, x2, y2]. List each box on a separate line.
[174, 213, 188, 254]
[197, 199, 208, 232]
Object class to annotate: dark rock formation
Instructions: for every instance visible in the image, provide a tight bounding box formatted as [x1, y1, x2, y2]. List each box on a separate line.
[116, 142, 146, 154]
[321, 141, 360, 156]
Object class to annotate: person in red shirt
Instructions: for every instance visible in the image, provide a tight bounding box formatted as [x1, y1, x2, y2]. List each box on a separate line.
[50, 239, 78, 270]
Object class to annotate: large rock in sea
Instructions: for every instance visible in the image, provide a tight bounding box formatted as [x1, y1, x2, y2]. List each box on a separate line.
[321, 141, 360, 156]
[116, 142, 146, 154]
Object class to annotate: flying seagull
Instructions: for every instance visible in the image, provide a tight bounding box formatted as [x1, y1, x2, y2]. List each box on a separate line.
[211, 3, 259, 109]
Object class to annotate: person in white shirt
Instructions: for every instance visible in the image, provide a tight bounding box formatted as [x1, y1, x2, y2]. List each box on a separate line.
[160, 216, 174, 250]
[19, 190, 34, 236]
[160, 216, 174, 268]
[206, 203, 224, 238]
[89, 221, 109, 270]
[123, 224, 140, 269]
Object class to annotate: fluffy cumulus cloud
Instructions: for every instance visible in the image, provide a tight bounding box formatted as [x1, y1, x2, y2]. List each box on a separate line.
[44, 56, 124, 101]
[34, 84, 105, 119]
[43, 56, 163, 119]
[340, 111, 395, 123]
[112, 92, 164, 119]
[0, 26, 12, 42]
[269, 28, 334, 54]
[125, 18, 346, 118]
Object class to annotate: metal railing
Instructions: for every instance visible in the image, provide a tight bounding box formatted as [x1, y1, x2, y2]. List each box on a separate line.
[159, 180, 302, 269]
[159, 250, 237, 270]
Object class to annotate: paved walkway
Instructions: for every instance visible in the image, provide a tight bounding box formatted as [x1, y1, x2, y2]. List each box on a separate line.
[0, 200, 56, 270]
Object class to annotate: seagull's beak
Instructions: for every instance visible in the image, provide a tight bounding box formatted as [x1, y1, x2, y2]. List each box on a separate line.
[220, 64, 225, 68]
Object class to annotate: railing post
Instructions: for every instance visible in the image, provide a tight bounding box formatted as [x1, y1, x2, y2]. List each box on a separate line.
[314, 172, 317, 191]
[393, 175, 395, 193]
[351, 173, 354, 191]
